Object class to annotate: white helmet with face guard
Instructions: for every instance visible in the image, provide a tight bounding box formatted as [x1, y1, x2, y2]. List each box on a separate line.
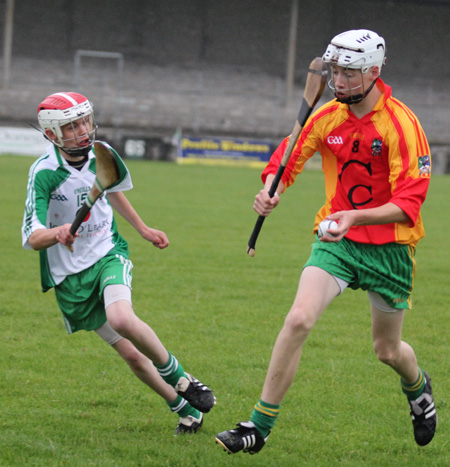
[322, 29, 386, 73]
[37, 92, 97, 157]
[322, 30, 386, 104]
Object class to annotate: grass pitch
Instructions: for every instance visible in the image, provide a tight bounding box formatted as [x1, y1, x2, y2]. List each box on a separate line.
[0, 155, 448, 466]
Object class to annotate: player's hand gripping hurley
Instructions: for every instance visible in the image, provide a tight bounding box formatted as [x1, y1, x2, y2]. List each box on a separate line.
[247, 57, 327, 256]
[66, 141, 120, 252]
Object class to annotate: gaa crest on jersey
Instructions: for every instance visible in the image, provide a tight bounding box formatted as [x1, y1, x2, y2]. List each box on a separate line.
[50, 193, 69, 201]
[371, 139, 382, 157]
[418, 155, 431, 176]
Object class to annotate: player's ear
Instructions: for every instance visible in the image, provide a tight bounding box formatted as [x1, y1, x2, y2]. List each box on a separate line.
[45, 129, 57, 141]
[370, 66, 381, 80]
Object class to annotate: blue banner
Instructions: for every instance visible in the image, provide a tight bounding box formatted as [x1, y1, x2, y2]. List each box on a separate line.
[178, 136, 273, 167]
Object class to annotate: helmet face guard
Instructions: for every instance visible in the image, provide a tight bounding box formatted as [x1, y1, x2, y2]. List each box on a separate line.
[325, 67, 379, 105]
[322, 30, 386, 104]
[37, 92, 97, 157]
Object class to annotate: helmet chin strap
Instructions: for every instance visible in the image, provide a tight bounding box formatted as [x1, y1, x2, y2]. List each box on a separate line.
[336, 77, 379, 105]
[62, 144, 93, 157]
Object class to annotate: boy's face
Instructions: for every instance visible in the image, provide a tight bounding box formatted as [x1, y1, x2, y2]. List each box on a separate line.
[45, 114, 93, 155]
[59, 115, 93, 150]
[330, 65, 379, 102]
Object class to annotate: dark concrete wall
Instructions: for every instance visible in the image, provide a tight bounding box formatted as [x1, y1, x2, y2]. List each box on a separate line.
[3, 0, 450, 83]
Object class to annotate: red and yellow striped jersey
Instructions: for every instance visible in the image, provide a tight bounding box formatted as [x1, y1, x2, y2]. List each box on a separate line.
[262, 79, 431, 246]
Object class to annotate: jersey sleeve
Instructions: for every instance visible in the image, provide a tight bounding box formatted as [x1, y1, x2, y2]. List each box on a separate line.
[261, 137, 288, 185]
[21, 165, 51, 249]
[385, 102, 431, 226]
[261, 111, 322, 189]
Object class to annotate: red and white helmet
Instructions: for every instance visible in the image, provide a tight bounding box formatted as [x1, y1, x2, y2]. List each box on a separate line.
[37, 92, 96, 156]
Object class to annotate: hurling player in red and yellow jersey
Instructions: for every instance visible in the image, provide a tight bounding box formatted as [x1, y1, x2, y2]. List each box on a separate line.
[216, 30, 436, 455]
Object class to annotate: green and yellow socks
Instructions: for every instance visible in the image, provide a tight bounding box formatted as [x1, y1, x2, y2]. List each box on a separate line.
[401, 367, 426, 401]
[246, 369, 426, 436]
[250, 400, 280, 437]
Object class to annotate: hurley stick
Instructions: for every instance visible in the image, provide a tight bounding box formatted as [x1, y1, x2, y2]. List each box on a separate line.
[66, 141, 120, 251]
[247, 57, 327, 257]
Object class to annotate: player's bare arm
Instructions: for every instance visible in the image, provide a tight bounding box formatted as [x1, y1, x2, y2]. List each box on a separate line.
[107, 191, 169, 249]
[253, 174, 284, 216]
[322, 203, 410, 242]
[28, 224, 77, 250]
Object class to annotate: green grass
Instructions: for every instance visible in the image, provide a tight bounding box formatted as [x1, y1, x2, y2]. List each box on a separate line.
[0, 155, 448, 466]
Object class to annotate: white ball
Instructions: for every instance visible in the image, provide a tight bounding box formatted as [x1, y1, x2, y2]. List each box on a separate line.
[317, 219, 338, 239]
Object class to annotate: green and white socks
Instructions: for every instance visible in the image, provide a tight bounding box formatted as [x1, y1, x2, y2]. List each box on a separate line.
[156, 352, 185, 387]
[156, 352, 200, 419]
[167, 394, 200, 418]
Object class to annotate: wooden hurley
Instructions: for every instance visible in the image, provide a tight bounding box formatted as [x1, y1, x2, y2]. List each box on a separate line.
[247, 57, 327, 257]
[66, 141, 120, 251]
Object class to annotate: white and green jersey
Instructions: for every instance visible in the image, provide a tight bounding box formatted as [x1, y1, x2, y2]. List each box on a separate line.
[22, 142, 132, 292]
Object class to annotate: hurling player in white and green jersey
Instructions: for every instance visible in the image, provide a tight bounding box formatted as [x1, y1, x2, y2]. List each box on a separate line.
[22, 92, 215, 434]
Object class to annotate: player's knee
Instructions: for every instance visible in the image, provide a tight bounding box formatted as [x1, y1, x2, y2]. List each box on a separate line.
[284, 307, 315, 336]
[373, 340, 399, 366]
[106, 307, 136, 337]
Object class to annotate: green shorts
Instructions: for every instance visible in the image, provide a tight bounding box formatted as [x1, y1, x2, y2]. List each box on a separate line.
[55, 252, 133, 334]
[304, 236, 416, 309]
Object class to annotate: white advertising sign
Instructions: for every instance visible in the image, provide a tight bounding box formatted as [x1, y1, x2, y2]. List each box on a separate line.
[0, 126, 48, 156]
